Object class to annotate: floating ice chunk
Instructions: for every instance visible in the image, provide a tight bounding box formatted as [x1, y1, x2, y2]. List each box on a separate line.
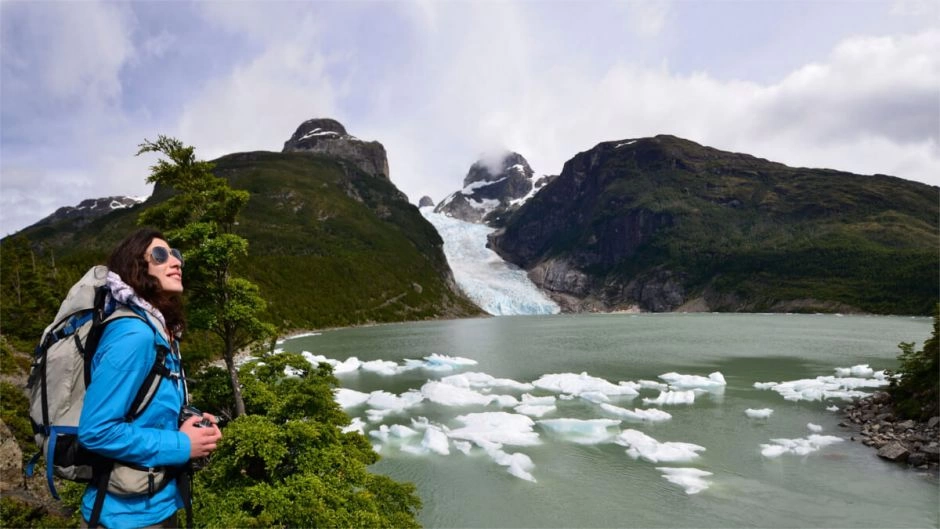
[484, 447, 536, 482]
[492, 394, 520, 407]
[441, 372, 534, 391]
[642, 390, 695, 406]
[755, 365, 891, 402]
[368, 408, 399, 422]
[448, 412, 541, 446]
[402, 425, 451, 455]
[335, 388, 370, 408]
[807, 423, 823, 432]
[659, 371, 727, 391]
[601, 404, 672, 422]
[341, 417, 366, 434]
[367, 389, 424, 411]
[361, 359, 402, 376]
[639, 380, 669, 392]
[537, 418, 621, 444]
[514, 404, 556, 417]
[826, 405, 840, 412]
[421, 381, 495, 406]
[835, 364, 874, 378]
[301, 351, 332, 367]
[615, 429, 706, 463]
[410, 417, 430, 430]
[520, 394, 557, 406]
[580, 391, 611, 404]
[532, 372, 640, 397]
[333, 357, 362, 374]
[760, 434, 844, 457]
[656, 467, 713, 494]
[407, 353, 478, 372]
[744, 408, 774, 419]
[370, 424, 392, 443]
[453, 440, 473, 455]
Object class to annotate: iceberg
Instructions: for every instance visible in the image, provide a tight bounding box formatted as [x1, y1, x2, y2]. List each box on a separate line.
[421, 381, 495, 406]
[537, 418, 621, 444]
[658, 371, 727, 391]
[744, 408, 774, 419]
[440, 372, 534, 392]
[642, 390, 696, 406]
[335, 388, 371, 408]
[656, 467, 713, 495]
[448, 412, 541, 447]
[615, 429, 706, 463]
[533, 372, 640, 397]
[754, 366, 890, 402]
[760, 434, 844, 457]
[600, 404, 672, 422]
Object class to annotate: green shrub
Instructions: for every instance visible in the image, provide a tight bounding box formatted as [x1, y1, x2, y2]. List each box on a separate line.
[889, 304, 939, 420]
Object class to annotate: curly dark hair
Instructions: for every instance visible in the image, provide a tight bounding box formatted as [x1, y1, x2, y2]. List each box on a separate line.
[107, 227, 185, 335]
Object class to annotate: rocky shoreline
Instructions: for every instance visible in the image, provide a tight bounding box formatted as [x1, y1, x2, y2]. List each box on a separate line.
[841, 391, 939, 473]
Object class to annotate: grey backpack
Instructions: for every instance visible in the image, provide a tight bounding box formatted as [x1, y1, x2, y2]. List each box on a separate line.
[25, 265, 176, 502]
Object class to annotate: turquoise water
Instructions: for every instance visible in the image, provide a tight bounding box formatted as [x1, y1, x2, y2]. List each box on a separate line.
[283, 313, 938, 528]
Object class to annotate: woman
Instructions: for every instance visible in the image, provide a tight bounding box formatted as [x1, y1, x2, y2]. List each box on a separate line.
[78, 228, 222, 528]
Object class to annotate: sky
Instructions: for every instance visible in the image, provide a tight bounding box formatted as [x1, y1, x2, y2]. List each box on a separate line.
[1, 0, 938, 236]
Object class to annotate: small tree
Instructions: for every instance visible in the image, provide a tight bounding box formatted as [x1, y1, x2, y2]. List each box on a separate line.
[137, 136, 275, 417]
[889, 304, 939, 421]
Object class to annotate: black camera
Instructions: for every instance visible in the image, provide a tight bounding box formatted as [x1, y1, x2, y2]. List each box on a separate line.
[179, 405, 214, 428]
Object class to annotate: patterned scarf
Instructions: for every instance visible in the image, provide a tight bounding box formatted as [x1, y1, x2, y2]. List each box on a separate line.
[105, 271, 170, 334]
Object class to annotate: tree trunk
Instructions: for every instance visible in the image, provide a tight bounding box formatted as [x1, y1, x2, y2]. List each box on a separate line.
[224, 339, 247, 418]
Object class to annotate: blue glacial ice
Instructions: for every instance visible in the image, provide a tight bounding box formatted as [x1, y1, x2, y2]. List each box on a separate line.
[421, 208, 560, 316]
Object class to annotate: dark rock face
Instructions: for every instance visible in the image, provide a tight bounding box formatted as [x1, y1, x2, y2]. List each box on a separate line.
[843, 391, 940, 473]
[34, 196, 142, 228]
[434, 152, 546, 226]
[283, 118, 390, 181]
[418, 196, 435, 208]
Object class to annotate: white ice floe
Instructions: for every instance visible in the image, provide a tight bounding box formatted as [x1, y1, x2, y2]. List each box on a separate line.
[341, 417, 366, 434]
[370, 424, 420, 443]
[807, 423, 823, 432]
[402, 425, 451, 456]
[537, 418, 621, 444]
[361, 359, 404, 376]
[335, 388, 371, 408]
[448, 412, 541, 447]
[514, 404, 556, 417]
[367, 389, 424, 411]
[421, 381, 495, 406]
[659, 371, 726, 391]
[532, 372, 640, 397]
[760, 434, 843, 457]
[406, 353, 478, 372]
[615, 429, 706, 463]
[826, 405, 840, 412]
[744, 408, 774, 419]
[754, 364, 891, 403]
[600, 404, 672, 422]
[656, 467, 713, 494]
[642, 390, 696, 406]
[440, 372, 534, 392]
[639, 380, 670, 392]
[453, 440, 473, 455]
[485, 446, 537, 482]
[580, 391, 611, 404]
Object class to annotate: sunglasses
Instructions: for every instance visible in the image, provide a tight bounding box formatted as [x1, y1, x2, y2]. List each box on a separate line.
[149, 246, 184, 267]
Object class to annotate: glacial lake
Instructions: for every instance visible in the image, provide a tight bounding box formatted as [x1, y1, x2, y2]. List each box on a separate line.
[280, 313, 938, 528]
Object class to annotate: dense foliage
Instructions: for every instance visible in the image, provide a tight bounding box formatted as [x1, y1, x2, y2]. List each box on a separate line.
[189, 353, 422, 528]
[138, 136, 276, 416]
[889, 305, 940, 420]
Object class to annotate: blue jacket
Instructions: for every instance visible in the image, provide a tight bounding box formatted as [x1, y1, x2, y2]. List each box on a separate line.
[78, 307, 191, 528]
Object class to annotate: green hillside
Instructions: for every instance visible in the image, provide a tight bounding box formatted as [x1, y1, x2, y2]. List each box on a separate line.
[492, 135, 939, 315]
[2, 151, 481, 339]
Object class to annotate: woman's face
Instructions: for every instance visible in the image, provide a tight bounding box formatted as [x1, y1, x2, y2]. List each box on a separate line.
[145, 238, 184, 293]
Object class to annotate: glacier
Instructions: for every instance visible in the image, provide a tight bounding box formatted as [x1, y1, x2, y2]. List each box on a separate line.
[421, 208, 560, 315]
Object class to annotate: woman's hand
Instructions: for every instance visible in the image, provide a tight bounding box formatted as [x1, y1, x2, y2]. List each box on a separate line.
[180, 414, 222, 459]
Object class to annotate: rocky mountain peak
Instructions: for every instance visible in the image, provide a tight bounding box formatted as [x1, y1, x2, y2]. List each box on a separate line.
[434, 151, 550, 226]
[283, 118, 390, 180]
[34, 196, 143, 229]
[418, 196, 435, 208]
